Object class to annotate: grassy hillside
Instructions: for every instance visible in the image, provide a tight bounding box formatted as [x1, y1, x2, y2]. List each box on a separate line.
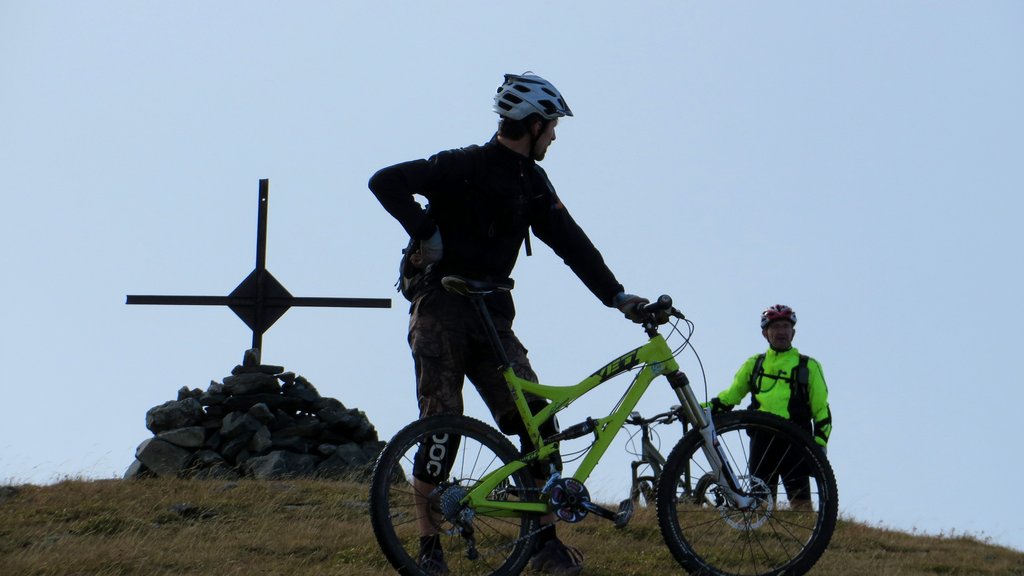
[1, 478, 1021, 575]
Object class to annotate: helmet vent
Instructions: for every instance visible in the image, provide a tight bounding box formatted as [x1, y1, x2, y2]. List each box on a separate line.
[492, 72, 572, 120]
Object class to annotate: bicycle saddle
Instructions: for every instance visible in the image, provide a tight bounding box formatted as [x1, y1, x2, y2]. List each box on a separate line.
[441, 275, 515, 296]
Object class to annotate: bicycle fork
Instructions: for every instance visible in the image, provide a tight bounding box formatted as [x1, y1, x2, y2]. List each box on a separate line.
[666, 371, 756, 509]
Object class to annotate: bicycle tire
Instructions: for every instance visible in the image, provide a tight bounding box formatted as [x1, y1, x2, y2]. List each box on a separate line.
[656, 410, 838, 576]
[369, 414, 541, 576]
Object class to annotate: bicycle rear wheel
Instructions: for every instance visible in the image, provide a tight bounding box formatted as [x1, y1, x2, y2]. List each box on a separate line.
[656, 410, 838, 576]
[369, 414, 541, 576]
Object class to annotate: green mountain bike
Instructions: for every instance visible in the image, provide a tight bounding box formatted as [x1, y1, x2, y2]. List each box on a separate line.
[370, 276, 838, 576]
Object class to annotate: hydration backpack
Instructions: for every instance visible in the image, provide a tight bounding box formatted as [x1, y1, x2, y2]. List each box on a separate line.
[396, 215, 434, 302]
[748, 353, 812, 424]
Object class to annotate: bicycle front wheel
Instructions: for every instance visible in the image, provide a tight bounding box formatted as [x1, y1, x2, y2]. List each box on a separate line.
[656, 410, 838, 576]
[369, 414, 541, 576]
[631, 475, 657, 508]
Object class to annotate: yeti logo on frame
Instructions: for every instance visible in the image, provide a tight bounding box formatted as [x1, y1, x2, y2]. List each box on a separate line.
[593, 349, 641, 382]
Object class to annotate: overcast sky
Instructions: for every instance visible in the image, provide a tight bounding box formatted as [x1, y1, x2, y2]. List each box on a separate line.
[2, 1, 1022, 553]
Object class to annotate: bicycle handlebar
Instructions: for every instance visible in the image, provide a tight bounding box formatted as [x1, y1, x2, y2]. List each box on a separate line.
[626, 405, 686, 427]
[638, 295, 686, 321]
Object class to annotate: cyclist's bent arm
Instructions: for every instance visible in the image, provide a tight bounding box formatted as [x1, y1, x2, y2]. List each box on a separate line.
[808, 358, 832, 446]
[716, 354, 759, 407]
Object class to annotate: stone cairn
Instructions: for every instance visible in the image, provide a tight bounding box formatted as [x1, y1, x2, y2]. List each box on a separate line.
[125, 350, 385, 481]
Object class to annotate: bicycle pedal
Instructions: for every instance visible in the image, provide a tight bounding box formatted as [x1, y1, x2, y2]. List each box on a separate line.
[614, 498, 635, 529]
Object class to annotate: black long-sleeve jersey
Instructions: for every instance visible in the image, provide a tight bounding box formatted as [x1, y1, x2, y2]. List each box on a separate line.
[369, 136, 623, 319]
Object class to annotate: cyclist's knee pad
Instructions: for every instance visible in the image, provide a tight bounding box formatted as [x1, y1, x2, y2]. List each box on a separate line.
[412, 432, 462, 484]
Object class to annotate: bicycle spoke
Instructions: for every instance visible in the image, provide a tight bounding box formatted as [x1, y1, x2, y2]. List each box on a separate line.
[370, 415, 540, 576]
[657, 411, 837, 576]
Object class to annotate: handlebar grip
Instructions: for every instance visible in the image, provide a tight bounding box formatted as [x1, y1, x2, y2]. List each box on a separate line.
[639, 295, 673, 314]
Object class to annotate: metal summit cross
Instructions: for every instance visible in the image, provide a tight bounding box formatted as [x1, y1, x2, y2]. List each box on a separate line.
[127, 179, 391, 359]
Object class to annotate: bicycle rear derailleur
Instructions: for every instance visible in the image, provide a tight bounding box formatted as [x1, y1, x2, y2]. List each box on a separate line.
[434, 482, 480, 560]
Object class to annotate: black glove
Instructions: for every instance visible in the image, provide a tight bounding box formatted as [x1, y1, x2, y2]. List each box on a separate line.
[704, 398, 734, 414]
[612, 292, 649, 323]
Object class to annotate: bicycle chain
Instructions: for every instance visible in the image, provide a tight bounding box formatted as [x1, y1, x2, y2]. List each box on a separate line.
[460, 485, 565, 559]
[472, 517, 566, 559]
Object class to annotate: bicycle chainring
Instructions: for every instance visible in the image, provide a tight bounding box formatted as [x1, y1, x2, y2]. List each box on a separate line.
[548, 478, 590, 523]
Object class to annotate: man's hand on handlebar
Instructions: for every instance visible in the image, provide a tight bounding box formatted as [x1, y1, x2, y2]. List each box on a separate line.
[613, 292, 681, 325]
[612, 292, 650, 323]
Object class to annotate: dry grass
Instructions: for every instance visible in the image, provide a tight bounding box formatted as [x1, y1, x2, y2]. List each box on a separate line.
[0, 478, 1021, 575]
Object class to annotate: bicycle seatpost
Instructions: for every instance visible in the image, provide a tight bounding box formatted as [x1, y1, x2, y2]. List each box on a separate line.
[467, 294, 511, 369]
[441, 276, 513, 369]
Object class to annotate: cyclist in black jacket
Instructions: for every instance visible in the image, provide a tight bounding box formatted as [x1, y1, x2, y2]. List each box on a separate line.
[369, 72, 649, 576]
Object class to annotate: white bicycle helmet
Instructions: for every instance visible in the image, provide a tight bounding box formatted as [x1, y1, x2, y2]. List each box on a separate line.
[493, 73, 573, 120]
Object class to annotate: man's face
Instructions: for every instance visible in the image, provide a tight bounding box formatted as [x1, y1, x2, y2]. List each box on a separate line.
[762, 320, 795, 351]
[532, 118, 558, 161]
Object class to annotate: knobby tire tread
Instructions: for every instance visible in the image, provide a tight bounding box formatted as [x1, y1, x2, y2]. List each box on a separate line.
[369, 414, 539, 576]
[655, 410, 838, 576]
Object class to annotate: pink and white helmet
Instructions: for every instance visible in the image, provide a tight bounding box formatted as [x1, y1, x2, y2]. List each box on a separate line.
[761, 304, 797, 329]
[493, 72, 573, 121]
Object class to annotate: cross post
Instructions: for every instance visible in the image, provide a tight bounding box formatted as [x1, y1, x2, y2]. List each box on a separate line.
[127, 179, 391, 361]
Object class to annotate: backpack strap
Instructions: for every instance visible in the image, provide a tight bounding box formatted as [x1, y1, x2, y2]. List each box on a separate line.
[747, 353, 766, 394]
[526, 163, 560, 259]
[788, 354, 813, 424]
[747, 353, 766, 411]
[795, 354, 810, 393]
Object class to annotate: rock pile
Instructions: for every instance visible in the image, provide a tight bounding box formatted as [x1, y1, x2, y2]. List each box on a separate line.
[125, 350, 385, 481]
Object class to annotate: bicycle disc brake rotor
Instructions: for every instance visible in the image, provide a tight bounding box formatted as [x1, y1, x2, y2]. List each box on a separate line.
[549, 478, 590, 523]
[721, 475, 773, 530]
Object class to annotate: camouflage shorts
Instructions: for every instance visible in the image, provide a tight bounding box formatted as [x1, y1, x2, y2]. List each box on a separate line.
[408, 287, 541, 430]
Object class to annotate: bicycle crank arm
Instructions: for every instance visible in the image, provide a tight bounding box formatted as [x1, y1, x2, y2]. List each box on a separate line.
[580, 500, 623, 523]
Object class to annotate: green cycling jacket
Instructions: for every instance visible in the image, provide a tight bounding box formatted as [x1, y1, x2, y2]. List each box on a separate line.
[716, 346, 832, 446]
